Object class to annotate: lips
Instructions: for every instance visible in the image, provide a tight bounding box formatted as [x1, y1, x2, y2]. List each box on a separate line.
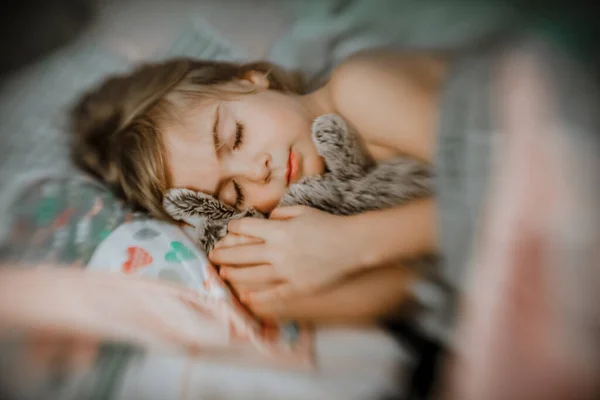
[286, 148, 299, 186]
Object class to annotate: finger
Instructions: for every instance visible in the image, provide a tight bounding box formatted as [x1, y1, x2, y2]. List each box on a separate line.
[220, 264, 280, 285]
[269, 205, 307, 220]
[214, 233, 262, 249]
[227, 218, 277, 239]
[209, 243, 269, 266]
[248, 298, 288, 319]
[246, 283, 298, 304]
[231, 281, 284, 294]
[227, 278, 283, 299]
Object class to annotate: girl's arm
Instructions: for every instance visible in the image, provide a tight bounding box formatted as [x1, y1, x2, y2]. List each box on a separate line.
[342, 197, 437, 272]
[249, 263, 419, 325]
[211, 198, 436, 303]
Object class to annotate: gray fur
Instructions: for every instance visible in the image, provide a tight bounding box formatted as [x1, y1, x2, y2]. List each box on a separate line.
[163, 114, 433, 253]
[163, 188, 263, 252]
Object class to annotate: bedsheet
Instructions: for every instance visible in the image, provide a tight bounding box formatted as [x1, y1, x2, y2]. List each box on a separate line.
[0, 175, 407, 400]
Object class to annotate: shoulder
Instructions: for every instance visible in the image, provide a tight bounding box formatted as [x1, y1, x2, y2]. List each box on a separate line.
[326, 49, 448, 161]
[329, 49, 447, 108]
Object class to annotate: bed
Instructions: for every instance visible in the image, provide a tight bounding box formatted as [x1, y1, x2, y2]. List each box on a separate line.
[0, 2, 518, 399]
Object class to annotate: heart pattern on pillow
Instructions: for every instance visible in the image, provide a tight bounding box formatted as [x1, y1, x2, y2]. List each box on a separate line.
[165, 241, 197, 263]
[121, 246, 153, 273]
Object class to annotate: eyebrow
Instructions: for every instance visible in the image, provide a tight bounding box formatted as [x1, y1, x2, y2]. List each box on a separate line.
[212, 104, 220, 149]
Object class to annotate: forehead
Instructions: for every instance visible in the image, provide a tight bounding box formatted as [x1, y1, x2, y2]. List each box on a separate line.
[162, 98, 220, 195]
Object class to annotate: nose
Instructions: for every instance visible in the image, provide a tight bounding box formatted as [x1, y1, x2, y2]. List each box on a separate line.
[229, 152, 271, 183]
[249, 153, 271, 183]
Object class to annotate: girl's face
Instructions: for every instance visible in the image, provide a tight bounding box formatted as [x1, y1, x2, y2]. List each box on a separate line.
[163, 76, 325, 213]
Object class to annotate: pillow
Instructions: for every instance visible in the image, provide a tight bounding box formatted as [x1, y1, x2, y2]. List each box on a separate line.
[0, 175, 311, 363]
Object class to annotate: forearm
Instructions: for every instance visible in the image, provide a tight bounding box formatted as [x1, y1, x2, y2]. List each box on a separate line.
[251, 264, 418, 325]
[345, 197, 437, 271]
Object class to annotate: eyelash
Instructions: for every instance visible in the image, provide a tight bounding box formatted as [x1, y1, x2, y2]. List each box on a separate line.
[233, 181, 244, 207]
[233, 122, 244, 150]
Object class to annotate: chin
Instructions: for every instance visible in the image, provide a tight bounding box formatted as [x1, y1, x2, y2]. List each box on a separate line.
[308, 155, 326, 176]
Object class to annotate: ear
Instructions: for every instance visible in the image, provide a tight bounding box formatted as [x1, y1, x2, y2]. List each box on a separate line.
[163, 188, 240, 225]
[163, 188, 206, 227]
[240, 70, 270, 90]
[163, 188, 240, 226]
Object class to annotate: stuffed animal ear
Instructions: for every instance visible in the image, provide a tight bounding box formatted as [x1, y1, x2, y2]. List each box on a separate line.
[312, 114, 374, 178]
[163, 188, 263, 253]
[163, 188, 239, 226]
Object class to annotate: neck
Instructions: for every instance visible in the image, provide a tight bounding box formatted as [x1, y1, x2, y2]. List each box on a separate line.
[298, 86, 335, 120]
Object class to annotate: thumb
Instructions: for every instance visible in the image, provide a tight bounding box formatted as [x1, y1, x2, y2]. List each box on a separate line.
[269, 205, 307, 220]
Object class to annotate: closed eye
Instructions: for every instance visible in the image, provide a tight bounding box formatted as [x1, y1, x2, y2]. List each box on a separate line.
[233, 180, 245, 207]
[233, 122, 244, 150]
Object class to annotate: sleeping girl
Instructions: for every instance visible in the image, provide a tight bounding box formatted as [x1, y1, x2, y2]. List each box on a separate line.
[68, 50, 453, 328]
[70, 52, 447, 326]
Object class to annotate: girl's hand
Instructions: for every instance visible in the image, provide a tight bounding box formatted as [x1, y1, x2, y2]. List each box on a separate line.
[213, 232, 262, 249]
[208, 206, 364, 303]
[212, 233, 280, 295]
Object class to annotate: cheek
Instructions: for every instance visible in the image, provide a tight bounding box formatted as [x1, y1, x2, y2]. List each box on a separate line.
[248, 184, 284, 213]
[306, 153, 326, 176]
[261, 112, 298, 142]
[167, 139, 218, 192]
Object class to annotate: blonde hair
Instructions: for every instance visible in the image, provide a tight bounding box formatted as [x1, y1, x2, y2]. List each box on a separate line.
[70, 58, 304, 219]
